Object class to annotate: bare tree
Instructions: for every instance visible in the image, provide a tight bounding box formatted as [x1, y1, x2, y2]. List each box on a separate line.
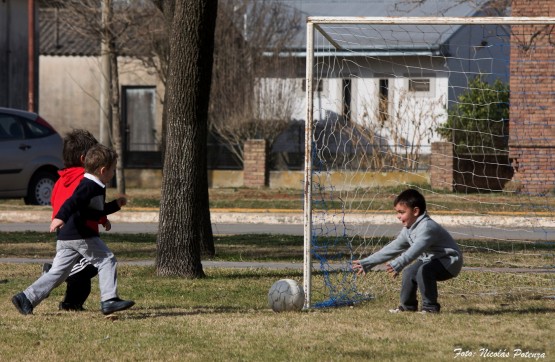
[345, 89, 445, 172]
[208, 0, 301, 166]
[133, 0, 302, 169]
[40, 0, 158, 195]
[386, 90, 445, 171]
[152, 0, 217, 277]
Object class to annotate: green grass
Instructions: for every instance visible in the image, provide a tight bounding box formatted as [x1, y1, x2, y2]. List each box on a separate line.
[1, 185, 555, 360]
[2, 232, 554, 268]
[1, 231, 554, 360]
[1, 264, 554, 361]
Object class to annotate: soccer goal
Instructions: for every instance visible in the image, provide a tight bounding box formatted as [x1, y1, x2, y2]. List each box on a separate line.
[303, 16, 555, 309]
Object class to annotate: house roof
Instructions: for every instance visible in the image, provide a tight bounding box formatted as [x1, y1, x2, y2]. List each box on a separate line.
[262, 0, 495, 54]
[39, 0, 496, 57]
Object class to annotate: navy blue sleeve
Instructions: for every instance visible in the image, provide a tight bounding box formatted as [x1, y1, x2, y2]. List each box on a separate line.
[104, 200, 121, 215]
[55, 181, 94, 222]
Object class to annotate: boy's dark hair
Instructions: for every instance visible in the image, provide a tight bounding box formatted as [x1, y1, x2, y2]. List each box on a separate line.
[84, 144, 118, 175]
[394, 189, 426, 215]
[63, 129, 98, 167]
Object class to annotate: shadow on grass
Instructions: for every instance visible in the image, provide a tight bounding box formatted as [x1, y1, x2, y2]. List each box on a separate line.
[123, 305, 263, 320]
[452, 307, 555, 315]
[207, 270, 304, 280]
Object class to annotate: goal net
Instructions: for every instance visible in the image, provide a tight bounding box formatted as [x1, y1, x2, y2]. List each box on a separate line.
[303, 17, 555, 309]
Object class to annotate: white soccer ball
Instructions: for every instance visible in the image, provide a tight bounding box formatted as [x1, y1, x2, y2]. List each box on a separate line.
[268, 279, 305, 312]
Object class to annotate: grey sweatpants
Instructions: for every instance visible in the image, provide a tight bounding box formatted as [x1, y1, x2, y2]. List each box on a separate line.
[23, 237, 118, 307]
[399, 259, 453, 312]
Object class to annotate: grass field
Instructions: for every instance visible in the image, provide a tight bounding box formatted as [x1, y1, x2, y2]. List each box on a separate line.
[2, 232, 554, 268]
[0, 231, 554, 361]
[1, 263, 553, 361]
[0, 188, 554, 360]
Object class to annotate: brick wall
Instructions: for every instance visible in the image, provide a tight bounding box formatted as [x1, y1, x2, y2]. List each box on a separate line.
[430, 142, 454, 191]
[430, 142, 514, 192]
[509, 0, 555, 194]
[243, 139, 268, 188]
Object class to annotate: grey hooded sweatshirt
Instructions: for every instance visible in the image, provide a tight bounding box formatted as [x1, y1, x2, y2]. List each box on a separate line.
[358, 212, 463, 277]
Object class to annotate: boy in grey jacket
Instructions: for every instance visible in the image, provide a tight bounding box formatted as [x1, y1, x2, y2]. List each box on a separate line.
[352, 189, 462, 313]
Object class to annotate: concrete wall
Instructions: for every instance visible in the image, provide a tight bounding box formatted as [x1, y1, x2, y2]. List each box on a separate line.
[125, 169, 429, 190]
[39, 55, 164, 143]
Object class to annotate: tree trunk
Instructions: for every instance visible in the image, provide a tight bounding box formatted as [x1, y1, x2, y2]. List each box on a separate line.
[156, 0, 217, 277]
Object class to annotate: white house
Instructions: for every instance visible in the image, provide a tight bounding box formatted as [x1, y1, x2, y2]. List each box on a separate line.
[258, 0, 510, 169]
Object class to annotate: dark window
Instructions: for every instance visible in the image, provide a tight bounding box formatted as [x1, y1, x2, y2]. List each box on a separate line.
[379, 79, 389, 122]
[0, 115, 23, 140]
[343, 78, 352, 120]
[23, 118, 53, 138]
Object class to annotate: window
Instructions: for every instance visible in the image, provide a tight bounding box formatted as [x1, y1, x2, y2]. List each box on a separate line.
[24, 118, 54, 139]
[408, 78, 430, 92]
[343, 78, 352, 120]
[0, 116, 23, 140]
[379, 79, 389, 122]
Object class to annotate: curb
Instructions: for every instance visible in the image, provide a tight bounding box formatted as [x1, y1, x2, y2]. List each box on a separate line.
[2, 209, 555, 228]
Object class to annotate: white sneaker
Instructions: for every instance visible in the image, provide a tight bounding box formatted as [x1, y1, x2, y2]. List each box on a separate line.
[419, 309, 440, 314]
[388, 306, 415, 313]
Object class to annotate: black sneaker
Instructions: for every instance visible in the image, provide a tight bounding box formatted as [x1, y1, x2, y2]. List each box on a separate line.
[100, 298, 135, 315]
[59, 302, 86, 312]
[12, 292, 33, 315]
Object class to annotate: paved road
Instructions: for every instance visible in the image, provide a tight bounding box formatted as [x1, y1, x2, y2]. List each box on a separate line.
[2, 221, 555, 241]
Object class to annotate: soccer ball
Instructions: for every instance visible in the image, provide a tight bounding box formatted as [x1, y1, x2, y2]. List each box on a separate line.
[268, 279, 305, 312]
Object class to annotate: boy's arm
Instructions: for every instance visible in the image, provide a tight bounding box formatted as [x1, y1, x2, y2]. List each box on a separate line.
[388, 226, 436, 273]
[356, 232, 409, 272]
[104, 196, 126, 216]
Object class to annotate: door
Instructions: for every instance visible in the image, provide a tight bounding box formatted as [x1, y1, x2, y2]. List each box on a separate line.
[122, 86, 161, 168]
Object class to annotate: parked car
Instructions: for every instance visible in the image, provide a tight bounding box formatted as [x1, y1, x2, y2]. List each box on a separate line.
[0, 107, 63, 205]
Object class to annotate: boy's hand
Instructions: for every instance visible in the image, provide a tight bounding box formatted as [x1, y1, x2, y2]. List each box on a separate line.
[386, 263, 399, 279]
[50, 218, 64, 232]
[352, 260, 365, 276]
[116, 196, 127, 208]
[103, 220, 112, 231]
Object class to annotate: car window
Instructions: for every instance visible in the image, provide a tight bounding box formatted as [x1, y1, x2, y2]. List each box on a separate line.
[23, 118, 53, 139]
[0, 115, 24, 141]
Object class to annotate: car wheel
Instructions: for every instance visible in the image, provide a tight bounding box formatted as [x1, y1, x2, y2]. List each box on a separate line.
[24, 171, 58, 206]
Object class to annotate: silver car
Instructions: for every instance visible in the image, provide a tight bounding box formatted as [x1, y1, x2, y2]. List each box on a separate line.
[0, 107, 63, 205]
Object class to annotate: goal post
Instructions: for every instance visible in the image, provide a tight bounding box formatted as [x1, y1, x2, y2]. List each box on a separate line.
[303, 16, 555, 309]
